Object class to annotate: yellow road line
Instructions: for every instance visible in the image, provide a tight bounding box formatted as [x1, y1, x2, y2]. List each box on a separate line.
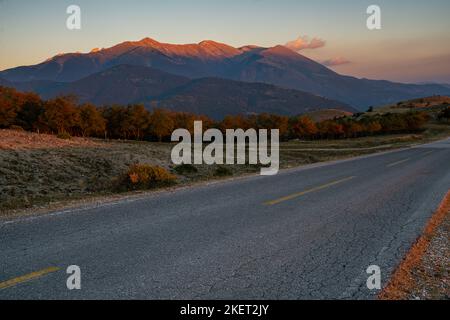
[264, 176, 356, 206]
[386, 158, 410, 167]
[0, 267, 60, 290]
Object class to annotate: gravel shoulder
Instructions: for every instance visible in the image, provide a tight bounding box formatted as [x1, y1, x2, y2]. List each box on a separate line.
[379, 191, 450, 300]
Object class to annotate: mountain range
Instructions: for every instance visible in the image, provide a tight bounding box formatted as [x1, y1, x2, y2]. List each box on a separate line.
[5, 64, 354, 119]
[1, 37, 449, 117]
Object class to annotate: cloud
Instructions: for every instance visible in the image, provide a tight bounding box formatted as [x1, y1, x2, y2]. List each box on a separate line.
[285, 35, 326, 51]
[321, 57, 351, 67]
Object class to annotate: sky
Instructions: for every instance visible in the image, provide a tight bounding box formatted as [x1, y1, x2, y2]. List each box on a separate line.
[0, 0, 449, 83]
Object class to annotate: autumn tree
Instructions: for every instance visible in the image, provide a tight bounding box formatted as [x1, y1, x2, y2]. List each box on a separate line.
[15, 92, 45, 131]
[39, 96, 80, 134]
[102, 105, 129, 139]
[79, 103, 106, 137]
[289, 116, 318, 139]
[125, 104, 151, 140]
[365, 121, 382, 135]
[342, 121, 364, 138]
[196, 114, 216, 131]
[254, 113, 289, 139]
[148, 108, 175, 141]
[172, 112, 197, 134]
[317, 120, 344, 139]
[220, 115, 252, 131]
[0, 86, 23, 128]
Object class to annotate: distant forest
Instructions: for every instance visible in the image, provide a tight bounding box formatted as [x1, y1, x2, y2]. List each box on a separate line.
[0, 86, 441, 142]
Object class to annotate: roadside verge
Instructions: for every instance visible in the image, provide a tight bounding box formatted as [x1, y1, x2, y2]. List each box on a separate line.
[379, 191, 450, 299]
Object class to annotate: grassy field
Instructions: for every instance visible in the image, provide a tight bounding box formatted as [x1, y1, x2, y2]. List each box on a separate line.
[1, 121, 449, 215]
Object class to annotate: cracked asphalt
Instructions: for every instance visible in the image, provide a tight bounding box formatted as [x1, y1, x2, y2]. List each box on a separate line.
[1, 138, 449, 299]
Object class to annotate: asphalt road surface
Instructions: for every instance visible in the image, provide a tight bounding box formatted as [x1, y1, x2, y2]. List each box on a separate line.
[1, 138, 449, 299]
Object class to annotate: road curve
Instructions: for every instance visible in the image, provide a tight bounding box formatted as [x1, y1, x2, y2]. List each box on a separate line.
[1, 138, 449, 299]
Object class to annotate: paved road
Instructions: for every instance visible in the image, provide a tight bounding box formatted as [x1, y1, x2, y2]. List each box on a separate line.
[1, 138, 449, 299]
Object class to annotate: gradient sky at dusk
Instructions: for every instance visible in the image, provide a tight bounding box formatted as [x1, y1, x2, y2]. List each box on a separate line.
[1, 0, 449, 83]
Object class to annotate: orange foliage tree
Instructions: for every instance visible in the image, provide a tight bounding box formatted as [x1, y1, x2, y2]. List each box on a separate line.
[148, 108, 175, 141]
[79, 103, 106, 137]
[289, 116, 318, 139]
[39, 96, 80, 134]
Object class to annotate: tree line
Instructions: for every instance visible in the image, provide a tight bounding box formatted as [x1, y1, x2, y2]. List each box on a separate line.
[0, 86, 433, 142]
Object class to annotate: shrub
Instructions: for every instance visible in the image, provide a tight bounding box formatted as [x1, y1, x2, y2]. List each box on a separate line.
[214, 165, 233, 177]
[438, 106, 450, 122]
[125, 163, 176, 190]
[57, 132, 72, 140]
[174, 164, 198, 175]
[9, 125, 24, 131]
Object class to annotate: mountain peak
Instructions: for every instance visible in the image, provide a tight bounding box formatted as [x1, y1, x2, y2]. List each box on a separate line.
[135, 37, 161, 46]
[198, 40, 227, 47]
[195, 40, 240, 58]
[239, 45, 263, 52]
[265, 45, 299, 56]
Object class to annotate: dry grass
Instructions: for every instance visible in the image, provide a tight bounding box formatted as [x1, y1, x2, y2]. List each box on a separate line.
[379, 191, 450, 300]
[0, 129, 100, 150]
